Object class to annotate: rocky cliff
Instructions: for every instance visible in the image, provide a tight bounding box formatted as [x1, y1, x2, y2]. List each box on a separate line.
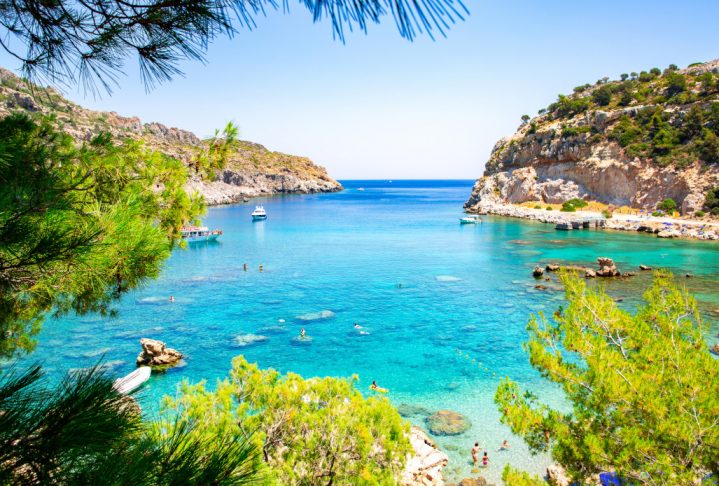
[0, 68, 342, 205]
[465, 60, 719, 215]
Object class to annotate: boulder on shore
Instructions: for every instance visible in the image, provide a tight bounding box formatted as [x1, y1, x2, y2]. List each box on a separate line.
[547, 464, 570, 486]
[136, 338, 183, 367]
[639, 264, 652, 271]
[546, 263, 560, 272]
[532, 266, 544, 277]
[425, 410, 471, 436]
[402, 426, 448, 486]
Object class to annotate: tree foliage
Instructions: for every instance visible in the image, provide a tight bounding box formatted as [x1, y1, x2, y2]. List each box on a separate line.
[0, 0, 467, 94]
[0, 363, 262, 485]
[495, 272, 719, 484]
[0, 114, 204, 358]
[164, 356, 412, 485]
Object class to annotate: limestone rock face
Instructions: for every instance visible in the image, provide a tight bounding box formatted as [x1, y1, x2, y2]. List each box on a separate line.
[0, 67, 342, 206]
[402, 426, 449, 486]
[464, 61, 719, 216]
[136, 338, 183, 367]
[425, 410, 471, 436]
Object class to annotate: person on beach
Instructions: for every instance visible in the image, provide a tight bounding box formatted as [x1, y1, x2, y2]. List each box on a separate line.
[481, 451, 489, 467]
[500, 440, 510, 450]
[471, 442, 480, 465]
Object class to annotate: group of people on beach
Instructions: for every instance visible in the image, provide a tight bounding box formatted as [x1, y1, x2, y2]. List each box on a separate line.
[471, 440, 510, 468]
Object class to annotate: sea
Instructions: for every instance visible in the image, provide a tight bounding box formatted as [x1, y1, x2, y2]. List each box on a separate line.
[16, 180, 719, 484]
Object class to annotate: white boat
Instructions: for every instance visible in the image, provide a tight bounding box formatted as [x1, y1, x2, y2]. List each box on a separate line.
[181, 225, 222, 243]
[459, 214, 482, 224]
[113, 367, 151, 395]
[252, 206, 267, 221]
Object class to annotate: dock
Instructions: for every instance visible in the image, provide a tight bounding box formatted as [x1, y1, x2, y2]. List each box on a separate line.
[555, 215, 606, 231]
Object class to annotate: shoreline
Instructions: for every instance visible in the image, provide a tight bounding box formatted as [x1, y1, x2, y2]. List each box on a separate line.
[468, 203, 719, 241]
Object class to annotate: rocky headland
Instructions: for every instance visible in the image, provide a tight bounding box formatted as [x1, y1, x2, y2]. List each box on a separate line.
[0, 68, 342, 205]
[465, 60, 719, 240]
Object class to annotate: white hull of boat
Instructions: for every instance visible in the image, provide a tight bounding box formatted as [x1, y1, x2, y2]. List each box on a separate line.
[184, 233, 220, 243]
[113, 366, 151, 395]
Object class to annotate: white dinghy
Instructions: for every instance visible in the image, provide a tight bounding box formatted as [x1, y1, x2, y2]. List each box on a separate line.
[113, 366, 151, 395]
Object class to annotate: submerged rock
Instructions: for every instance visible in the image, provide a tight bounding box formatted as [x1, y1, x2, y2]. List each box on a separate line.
[546, 263, 560, 272]
[397, 403, 432, 418]
[425, 410, 471, 436]
[136, 338, 183, 367]
[402, 426, 448, 486]
[234, 334, 269, 347]
[296, 310, 335, 321]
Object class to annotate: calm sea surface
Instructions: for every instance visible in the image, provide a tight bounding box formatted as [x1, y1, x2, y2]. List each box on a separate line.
[20, 180, 719, 483]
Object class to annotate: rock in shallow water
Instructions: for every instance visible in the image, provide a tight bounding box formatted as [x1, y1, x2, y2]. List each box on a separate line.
[234, 334, 269, 347]
[136, 338, 183, 367]
[425, 410, 471, 436]
[397, 403, 432, 418]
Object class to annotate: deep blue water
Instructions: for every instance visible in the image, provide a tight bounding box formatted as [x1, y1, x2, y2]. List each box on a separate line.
[18, 180, 719, 483]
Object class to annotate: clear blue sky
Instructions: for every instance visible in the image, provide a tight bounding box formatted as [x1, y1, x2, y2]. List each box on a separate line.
[1, 0, 718, 179]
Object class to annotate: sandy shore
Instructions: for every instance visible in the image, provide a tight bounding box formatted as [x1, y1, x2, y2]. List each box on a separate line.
[470, 203, 719, 241]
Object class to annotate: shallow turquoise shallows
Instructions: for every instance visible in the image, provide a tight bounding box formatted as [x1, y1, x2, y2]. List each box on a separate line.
[19, 180, 719, 483]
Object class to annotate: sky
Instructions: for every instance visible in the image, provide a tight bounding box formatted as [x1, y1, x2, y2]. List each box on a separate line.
[1, 0, 719, 179]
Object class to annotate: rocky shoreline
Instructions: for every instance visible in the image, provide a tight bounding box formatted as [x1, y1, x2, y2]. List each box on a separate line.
[465, 201, 719, 241]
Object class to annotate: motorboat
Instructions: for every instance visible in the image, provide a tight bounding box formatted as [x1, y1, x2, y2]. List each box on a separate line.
[181, 226, 222, 242]
[252, 205, 267, 221]
[459, 214, 482, 224]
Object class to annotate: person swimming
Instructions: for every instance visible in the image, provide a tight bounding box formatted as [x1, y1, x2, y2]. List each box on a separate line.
[500, 440, 510, 450]
[169, 295, 175, 303]
[481, 451, 489, 468]
[370, 380, 378, 390]
[471, 442, 480, 466]
[354, 323, 362, 329]
[300, 328, 306, 338]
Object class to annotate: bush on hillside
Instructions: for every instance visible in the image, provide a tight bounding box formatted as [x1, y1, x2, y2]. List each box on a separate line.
[658, 198, 677, 213]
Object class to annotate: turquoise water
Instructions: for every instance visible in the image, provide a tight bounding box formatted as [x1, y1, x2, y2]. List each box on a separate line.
[21, 180, 719, 483]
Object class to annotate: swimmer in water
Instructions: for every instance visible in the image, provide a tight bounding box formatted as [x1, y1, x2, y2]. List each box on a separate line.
[354, 322, 362, 329]
[300, 328, 306, 338]
[370, 380, 378, 390]
[169, 295, 175, 302]
[500, 440, 510, 450]
[471, 442, 480, 466]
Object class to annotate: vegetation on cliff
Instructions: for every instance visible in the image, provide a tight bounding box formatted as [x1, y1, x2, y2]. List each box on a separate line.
[535, 62, 719, 169]
[164, 356, 411, 485]
[495, 272, 719, 484]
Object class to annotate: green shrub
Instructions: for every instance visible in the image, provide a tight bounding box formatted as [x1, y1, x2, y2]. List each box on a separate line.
[712, 207, 719, 216]
[658, 198, 677, 213]
[705, 187, 719, 210]
[694, 210, 705, 217]
[652, 211, 662, 217]
[566, 198, 588, 208]
[546, 206, 553, 211]
[561, 202, 577, 212]
[534, 205, 543, 209]
[592, 85, 613, 106]
[601, 209, 613, 219]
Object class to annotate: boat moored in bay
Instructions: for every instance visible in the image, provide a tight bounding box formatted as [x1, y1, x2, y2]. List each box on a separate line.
[181, 226, 222, 243]
[252, 206, 268, 221]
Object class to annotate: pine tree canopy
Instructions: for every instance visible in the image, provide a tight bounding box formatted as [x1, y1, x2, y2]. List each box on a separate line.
[0, 0, 468, 94]
[495, 271, 719, 484]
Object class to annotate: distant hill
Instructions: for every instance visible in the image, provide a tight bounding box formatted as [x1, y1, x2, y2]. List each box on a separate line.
[0, 68, 342, 205]
[466, 60, 719, 214]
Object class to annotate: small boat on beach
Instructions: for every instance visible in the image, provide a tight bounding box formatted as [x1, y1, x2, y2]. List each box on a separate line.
[252, 206, 267, 221]
[113, 366, 151, 395]
[459, 214, 482, 224]
[181, 226, 222, 243]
